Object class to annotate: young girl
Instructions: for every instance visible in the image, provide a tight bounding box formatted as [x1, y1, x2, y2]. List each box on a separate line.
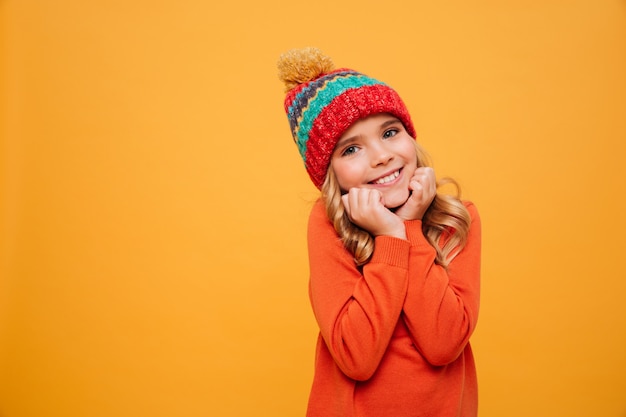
[277, 47, 481, 417]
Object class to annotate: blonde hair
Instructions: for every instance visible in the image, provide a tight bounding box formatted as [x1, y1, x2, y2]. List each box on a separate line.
[321, 142, 471, 268]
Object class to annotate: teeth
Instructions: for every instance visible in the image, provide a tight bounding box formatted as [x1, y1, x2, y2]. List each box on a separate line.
[373, 170, 399, 184]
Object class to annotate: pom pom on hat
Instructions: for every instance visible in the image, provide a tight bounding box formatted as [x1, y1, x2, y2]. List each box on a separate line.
[278, 47, 415, 189]
[277, 47, 335, 92]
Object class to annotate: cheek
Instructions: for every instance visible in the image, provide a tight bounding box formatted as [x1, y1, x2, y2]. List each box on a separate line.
[407, 144, 418, 171]
[402, 150, 419, 177]
[332, 162, 363, 189]
[403, 163, 417, 179]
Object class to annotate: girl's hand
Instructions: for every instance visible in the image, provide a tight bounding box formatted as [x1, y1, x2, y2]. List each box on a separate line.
[395, 167, 437, 221]
[342, 188, 406, 239]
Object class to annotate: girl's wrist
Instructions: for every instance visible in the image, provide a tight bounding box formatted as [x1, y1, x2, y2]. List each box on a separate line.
[376, 224, 407, 240]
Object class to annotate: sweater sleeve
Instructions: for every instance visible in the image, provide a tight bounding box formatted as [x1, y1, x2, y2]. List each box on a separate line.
[307, 200, 411, 381]
[401, 201, 482, 366]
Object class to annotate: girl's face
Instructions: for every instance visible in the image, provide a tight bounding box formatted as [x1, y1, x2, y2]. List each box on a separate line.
[330, 113, 418, 209]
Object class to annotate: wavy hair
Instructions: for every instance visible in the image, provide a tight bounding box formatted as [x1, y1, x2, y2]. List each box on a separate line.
[320, 142, 471, 268]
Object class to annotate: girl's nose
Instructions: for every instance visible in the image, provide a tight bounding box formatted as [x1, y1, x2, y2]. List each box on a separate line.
[370, 146, 393, 167]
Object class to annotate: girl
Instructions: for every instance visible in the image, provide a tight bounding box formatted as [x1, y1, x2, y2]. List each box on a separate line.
[278, 47, 481, 417]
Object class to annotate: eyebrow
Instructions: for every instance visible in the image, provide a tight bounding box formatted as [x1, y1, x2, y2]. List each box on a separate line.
[380, 118, 402, 129]
[335, 117, 402, 149]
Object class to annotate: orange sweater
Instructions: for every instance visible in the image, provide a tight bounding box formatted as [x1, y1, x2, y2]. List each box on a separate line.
[305, 200, 481, 417]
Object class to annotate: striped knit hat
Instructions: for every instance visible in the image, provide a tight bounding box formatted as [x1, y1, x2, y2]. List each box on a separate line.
[278, 47, 416, 189]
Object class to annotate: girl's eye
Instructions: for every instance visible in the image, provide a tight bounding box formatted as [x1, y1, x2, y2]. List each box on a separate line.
[383, 128, 399, 139]
[342, 145, 358, 156]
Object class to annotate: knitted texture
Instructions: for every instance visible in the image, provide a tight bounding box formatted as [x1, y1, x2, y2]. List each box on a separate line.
[278, 48, 416, 189]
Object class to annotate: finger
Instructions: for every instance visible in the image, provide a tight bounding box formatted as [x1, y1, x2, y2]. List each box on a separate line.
[341, 193, 351, 214]
[351, 189, 364, 215]
[350, 188, 370, 217]
[353, 188, 366, 212]
[410, 182, 423, 203]
[368, 189, 383, 206]
[415, 167, 434, 183]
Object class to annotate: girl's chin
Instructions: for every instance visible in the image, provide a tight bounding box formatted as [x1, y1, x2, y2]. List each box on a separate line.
[384, 190, 411, 209]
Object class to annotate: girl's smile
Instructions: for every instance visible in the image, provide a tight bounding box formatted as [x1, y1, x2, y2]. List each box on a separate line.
[330, 113, 418, 209]
[369, 168, 401, 185]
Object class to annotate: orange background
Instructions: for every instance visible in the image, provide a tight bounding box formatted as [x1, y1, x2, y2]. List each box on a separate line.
[1, 1, 625, 416]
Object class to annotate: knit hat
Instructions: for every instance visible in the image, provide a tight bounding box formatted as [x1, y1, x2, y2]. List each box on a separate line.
[278, 47, 416, 189]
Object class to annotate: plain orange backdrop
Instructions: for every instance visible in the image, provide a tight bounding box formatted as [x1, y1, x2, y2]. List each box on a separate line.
[1, 1, 625, 416]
